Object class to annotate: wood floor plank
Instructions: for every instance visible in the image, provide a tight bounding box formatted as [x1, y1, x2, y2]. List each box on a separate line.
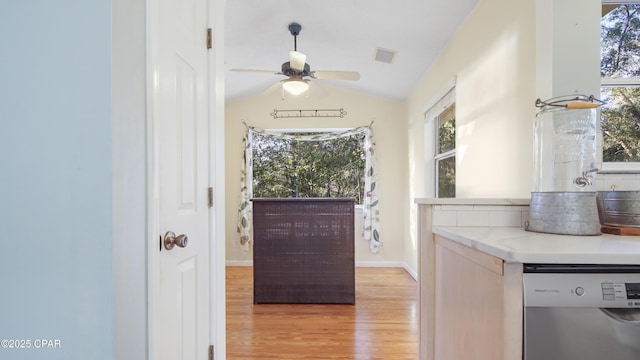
[226, 266, 418, 359]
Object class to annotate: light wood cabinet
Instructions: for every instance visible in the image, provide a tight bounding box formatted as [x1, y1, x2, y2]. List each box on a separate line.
[433, 236, 522, 360]
[417, 202, 523, 360]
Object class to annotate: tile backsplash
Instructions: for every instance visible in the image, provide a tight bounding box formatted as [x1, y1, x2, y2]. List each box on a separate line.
[432, 204, 529, 228]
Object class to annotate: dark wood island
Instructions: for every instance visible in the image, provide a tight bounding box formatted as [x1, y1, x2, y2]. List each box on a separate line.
[251, 198, 355, 304]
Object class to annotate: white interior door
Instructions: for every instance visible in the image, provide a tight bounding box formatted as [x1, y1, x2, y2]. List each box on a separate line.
[151, 0, 210, 358]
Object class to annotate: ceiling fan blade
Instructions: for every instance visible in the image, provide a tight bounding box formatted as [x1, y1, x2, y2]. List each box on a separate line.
[230, 69, 281, 75]
[289, 51, 307, 71]
[311, 70, 360, 81]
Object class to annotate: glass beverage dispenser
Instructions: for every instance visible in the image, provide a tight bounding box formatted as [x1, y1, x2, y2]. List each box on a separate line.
[533, 95, 600, 192]
[525, 95, 602, 235]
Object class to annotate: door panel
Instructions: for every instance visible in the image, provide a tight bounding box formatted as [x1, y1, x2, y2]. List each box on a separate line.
[151, 0, 210, 358]
[178, 257, 198, 359]
[177, 57, 198, 210]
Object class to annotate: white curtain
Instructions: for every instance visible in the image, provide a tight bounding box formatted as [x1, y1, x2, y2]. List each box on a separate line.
[363, 128, 382, 253]
[236, 123, 382, 253]
[237, 129, 253, 249]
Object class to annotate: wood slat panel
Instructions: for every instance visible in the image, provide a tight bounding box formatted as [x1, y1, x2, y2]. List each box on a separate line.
[502, 262, 523, 359]
[418, 205, 434, 360]
[226, 266, 418, 359]
[434, 243, 504, 360]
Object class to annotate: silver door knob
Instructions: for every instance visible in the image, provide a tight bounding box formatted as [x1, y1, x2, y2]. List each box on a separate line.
[164, 231, 189, 250]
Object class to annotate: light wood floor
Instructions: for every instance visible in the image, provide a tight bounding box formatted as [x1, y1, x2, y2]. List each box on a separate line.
[226, 266, 418, 359]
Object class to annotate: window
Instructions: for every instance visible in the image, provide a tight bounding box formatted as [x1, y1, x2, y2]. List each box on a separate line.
[435, 104, 456, 197]
[424, 85, 456, 198]
[600, 2, 640, 164]
[251, 130, 366, 204]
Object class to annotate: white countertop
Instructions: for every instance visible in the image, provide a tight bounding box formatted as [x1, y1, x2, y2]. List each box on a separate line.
[433, 226, 640, 264]
[415, 198, 530, 205]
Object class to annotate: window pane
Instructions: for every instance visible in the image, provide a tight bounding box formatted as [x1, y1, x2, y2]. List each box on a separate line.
[601, 86, 640, 162]
[438, 104, 456, 154]
[252, 132, 366, 203]
[601, 4, 640, 79]
[437, 156, 456, 198]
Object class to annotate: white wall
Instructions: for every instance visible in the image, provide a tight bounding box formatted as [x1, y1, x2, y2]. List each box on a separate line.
[408, 0, 538, 200]
[405, 0, 603, 274]
[0, 2, 114, 359]
[406, 0, 538, 274]
[225, 86, 407, 266]
[536, 0, 601, 99]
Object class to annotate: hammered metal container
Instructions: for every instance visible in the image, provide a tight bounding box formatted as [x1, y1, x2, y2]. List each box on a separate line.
[596, 191, 640, 228]
[526, 192, 601, 235]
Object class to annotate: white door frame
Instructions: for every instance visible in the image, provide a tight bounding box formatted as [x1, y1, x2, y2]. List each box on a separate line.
[208, 0, 227, 358]
[145, 0, 226, 359]
[112, 0, 225, 357]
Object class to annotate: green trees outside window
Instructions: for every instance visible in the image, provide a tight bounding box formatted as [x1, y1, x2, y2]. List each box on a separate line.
[252, 132, 366, 204]
[436, 104, 456, 198]
[601, 3, 640, 162]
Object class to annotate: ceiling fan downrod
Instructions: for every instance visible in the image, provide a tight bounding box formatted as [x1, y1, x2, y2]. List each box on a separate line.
[288, 22, 302, 51]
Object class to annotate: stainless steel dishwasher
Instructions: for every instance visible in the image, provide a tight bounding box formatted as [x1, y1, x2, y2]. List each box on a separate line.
[523, 264, 640, 360]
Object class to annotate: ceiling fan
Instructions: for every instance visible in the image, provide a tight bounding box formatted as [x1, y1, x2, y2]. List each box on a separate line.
[230, 22, 360, 97]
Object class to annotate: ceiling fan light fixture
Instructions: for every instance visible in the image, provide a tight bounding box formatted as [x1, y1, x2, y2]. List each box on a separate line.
[282, 78, 309, 96]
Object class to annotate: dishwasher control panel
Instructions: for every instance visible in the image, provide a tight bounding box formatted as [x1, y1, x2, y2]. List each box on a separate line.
[524, 273, 640, 308]
[601, 282, 640, 301]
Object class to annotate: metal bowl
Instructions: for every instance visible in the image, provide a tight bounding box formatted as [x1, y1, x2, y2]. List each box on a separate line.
[596, 191, 640, 228]
[526, 192, 601, 235]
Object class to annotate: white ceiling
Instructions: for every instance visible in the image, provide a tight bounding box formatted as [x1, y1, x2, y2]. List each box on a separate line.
[224, 0, 479, 103]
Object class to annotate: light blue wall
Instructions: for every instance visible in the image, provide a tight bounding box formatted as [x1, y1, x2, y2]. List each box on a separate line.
[0, 2, 113, 359]
[112, 0, 148, 358]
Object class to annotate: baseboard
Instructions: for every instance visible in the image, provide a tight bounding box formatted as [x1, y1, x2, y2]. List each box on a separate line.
[226, 259, 418, 281]
[356, 261, 417, 281]
[402, 263, 418, 281]
[354, 261, 405, 268]
[227, 260, 405, 267]
[226, 260, 253, 267]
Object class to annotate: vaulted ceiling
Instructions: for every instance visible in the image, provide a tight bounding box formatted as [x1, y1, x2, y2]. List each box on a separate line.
[224, 0, 479, 103]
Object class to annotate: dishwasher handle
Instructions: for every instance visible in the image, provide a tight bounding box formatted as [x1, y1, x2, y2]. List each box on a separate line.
[601, 308, 640, 325]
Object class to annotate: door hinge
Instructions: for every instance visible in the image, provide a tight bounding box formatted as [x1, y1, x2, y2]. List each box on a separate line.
[207, 28, 212, 49]
[208, 187, 213, 208]
[209, 345, 214, 360]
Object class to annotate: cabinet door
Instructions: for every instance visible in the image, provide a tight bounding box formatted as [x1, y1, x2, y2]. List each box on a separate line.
[434, 236, 522, 360]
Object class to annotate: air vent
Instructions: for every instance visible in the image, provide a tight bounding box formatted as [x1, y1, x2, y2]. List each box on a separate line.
[374, 47, 397, 64]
